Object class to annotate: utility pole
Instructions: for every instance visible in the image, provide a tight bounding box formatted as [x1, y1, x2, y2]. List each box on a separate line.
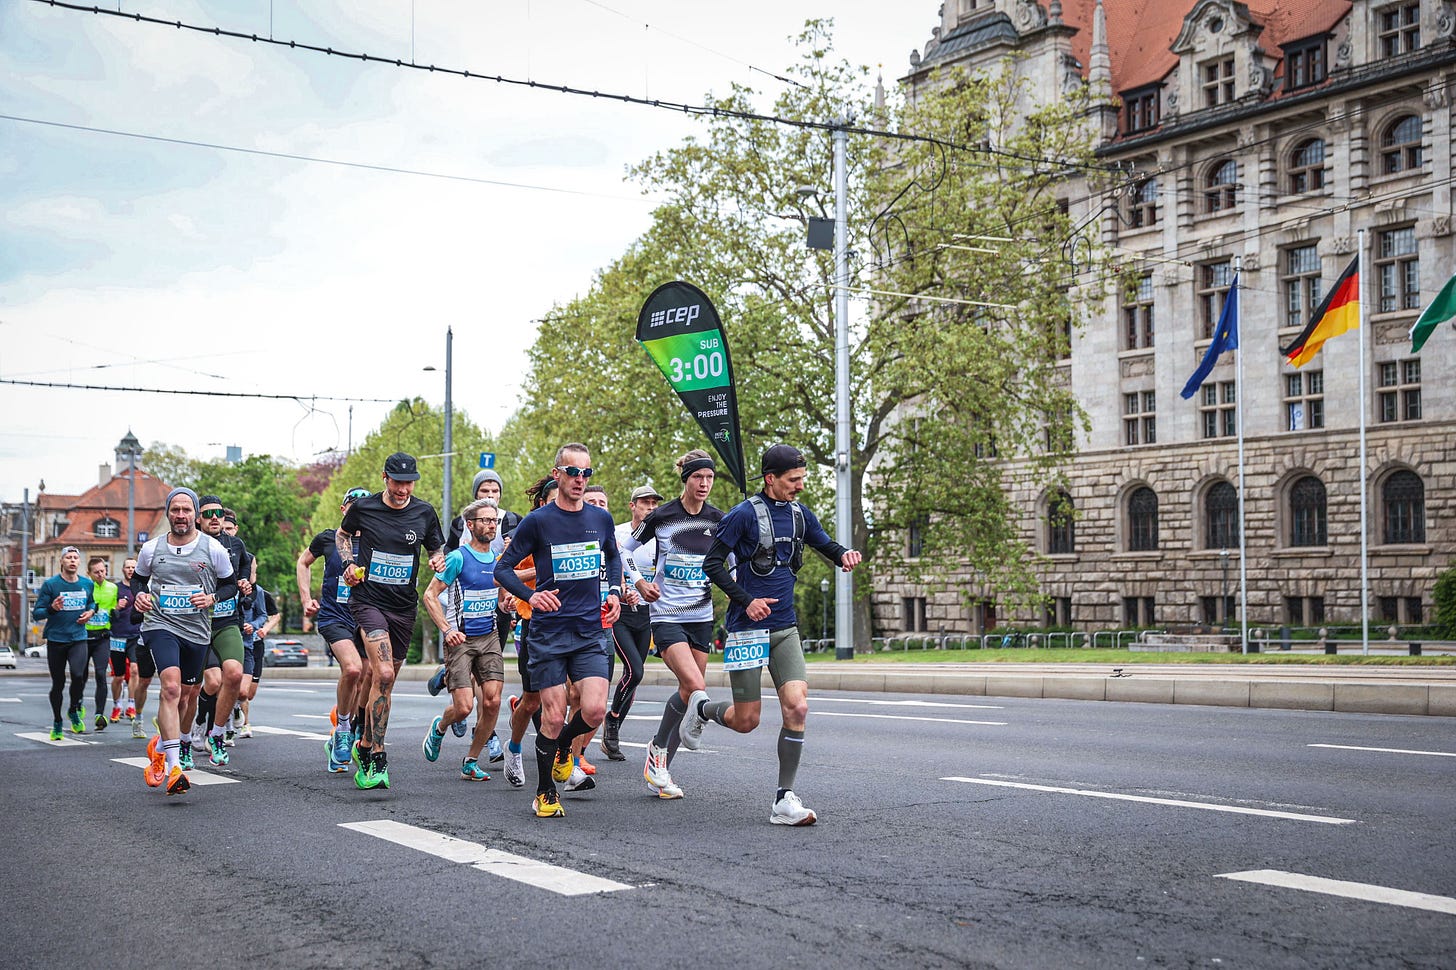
[833, 117, 854, 660]
[19, 487, 31, 650]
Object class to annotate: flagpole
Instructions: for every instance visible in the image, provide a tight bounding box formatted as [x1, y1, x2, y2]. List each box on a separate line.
[1357, 229, 1369, 655]
[1233, 260, 1248, 654]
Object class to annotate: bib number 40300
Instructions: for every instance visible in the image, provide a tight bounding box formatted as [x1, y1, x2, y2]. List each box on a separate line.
[722, 629, 770, 671]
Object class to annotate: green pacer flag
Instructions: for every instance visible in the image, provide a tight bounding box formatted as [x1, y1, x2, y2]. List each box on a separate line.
[1410, 271, 1456, 353]
[636, 281, 747, 493]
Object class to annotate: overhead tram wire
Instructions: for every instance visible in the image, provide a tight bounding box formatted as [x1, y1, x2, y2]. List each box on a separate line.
[0, 377, 395, 403]
[29, 0, 1121, 178]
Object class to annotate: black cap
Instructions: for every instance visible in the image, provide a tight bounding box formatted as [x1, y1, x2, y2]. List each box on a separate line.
[383, 452, 421, 482]
[760, 444, 806, 477]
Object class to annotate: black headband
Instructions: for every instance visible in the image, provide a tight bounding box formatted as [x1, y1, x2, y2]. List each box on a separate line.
[679, 457, 716, 482]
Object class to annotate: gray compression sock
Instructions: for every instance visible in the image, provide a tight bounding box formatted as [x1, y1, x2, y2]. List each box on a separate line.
[777, 727, 805, 791]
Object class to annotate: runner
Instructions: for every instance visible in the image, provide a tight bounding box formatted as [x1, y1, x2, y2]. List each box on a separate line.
[500, 476, 555, 789]
[494, 443, 623, 818]
[187, 495, 253, 768]
[696, 444, 862, 825]
[622, 449, 725, 800]
[338, 452, 446, 791]
[446, 469, 523, 690]
[32, 546, 96, 738]
[111, 557, 147, 737]
[298, 486, 371, 771]
[421, 497, 504, 781]
[132, 487, 237, 796]
[568, 483, 615, 774]
[83, 557, 118, 731]
[601, 484, 661, 760]
[237, 584, 278, 740]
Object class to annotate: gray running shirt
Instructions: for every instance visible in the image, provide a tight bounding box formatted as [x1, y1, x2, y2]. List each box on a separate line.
[135, 532, 235, 644]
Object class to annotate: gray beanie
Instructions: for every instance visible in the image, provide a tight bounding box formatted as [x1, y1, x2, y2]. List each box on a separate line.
[471, 470, 503, 495]
[165, 486, 200, 513]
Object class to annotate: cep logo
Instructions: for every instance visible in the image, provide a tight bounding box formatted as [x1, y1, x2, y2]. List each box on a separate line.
[649, 304, 701, 329]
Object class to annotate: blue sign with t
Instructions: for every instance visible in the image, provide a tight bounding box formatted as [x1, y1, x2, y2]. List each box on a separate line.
[479, 453, 495, 469]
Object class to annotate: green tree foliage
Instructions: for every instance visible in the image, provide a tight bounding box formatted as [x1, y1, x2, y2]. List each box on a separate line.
[1433, 565, 1456, 636]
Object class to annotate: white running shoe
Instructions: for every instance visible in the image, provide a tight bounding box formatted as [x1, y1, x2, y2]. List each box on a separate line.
[563, 765, 596, 793]
[644, 741, 681, 795]
[679, 689, 710, 750]
[239, 721, 253, 739]
[504, 749, 525, 788]
[648, 780, 684, 799]
[189, 719, 207, 748]
[770, 790, 817, 826]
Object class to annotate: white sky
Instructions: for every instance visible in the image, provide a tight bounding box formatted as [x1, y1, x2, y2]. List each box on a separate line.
[0, 0, 930, 500]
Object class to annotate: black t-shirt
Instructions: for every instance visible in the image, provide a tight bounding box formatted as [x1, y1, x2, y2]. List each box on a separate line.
[211, 532, 251, 631]
[339, 493, 445, 614]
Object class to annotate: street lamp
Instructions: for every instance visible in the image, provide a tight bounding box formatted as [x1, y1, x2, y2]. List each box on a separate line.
[420, 328, 453, 665]
[820, 576, 830, 643]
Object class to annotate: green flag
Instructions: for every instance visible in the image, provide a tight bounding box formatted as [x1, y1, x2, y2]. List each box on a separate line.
[1410, 271, 1456, 353]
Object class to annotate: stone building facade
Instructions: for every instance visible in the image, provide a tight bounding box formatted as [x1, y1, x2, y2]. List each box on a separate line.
[875, 0, 1455, 636]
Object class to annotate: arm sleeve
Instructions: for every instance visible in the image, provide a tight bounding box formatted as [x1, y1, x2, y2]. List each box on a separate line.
[704, 539, 753, 609]
[86, 580, 97, 611]
[603, 521, 622, 593]
[803, 507, 848, 566]
[493, 519, 535, 600]
[32, 579, 52, 619]
[207, 537, 238, 603]
[446, 516, 464, 553]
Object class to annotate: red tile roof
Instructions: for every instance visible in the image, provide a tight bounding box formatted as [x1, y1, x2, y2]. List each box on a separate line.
[34, 470, 174, 550]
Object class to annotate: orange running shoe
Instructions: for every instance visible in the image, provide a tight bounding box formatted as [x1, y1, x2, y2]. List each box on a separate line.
[165, 765, 191, 796]
[577, 755, 597, 776]
[330, 704, 338, 728]
[144, 736, 166, 788]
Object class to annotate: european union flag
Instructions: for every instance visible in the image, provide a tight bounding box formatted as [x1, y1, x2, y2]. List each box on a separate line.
[1180, 273, 1239, 400]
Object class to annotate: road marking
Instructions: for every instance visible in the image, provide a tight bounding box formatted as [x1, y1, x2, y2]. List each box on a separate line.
[816, 697, 1004, 710]
[340, 820, 631, 896]
[256, 687, 317, 694]
[613, 740, 715, 753]
[292, 714, 333, 721]
[0, 697, 21, 703]
[112, 757, 240, 785]
[942, 777, 1355, 824]
[250, 725, 330, 741]
[818, 711, 1007, 726]
[1308, 743, 1456, 759]
[1216, 870, 1456, 915]
[16, 731, 95, 747]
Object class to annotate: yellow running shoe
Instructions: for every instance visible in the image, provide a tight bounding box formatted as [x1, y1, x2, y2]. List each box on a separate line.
[551, 748, 573, 783]
[533, 790, 565, 818]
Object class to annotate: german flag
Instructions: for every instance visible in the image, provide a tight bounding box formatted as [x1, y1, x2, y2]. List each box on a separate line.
[1282, 256, 1358, 368]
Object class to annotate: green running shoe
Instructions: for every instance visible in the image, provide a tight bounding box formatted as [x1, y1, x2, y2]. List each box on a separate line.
[50, 720, 63, 741]
[179, 741, 194, 771]
[68, 708, 85, 734]
[373, 751, 390, 790]
[422, 717, 444, 762]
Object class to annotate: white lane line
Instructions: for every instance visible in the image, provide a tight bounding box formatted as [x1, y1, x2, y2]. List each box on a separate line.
[255, 687, 317, 694]
[943, 777, 1356, 825]
[613, 740, 716, 753]
[340, 820, 631, 896]
[1309, 743, 1456, 759]
[16, 731, 95, 747]
[111, 757, 240, 785]
[816, 697, 1004, 710]
[0, 697, 22, 703]
[818, 711, 1007, 726]
[1216, 870, 1456, 915]
[292, 714, 333, 721]
[250, 725, 331, 741]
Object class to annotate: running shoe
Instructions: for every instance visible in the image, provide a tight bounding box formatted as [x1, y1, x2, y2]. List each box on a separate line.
[224, 729, 236, 747]
[643, 741, 676, 791]
[353, 750, 373, 789]
[372, 751, 391, 790]
[179, 741, 194, 772]
[239, 721, 253, 739]
[423, 717, 444, 762]
[563, 765, 595, 793]
[508, 694, 519, 714]
[576, 754, 597, 776]
[460, 757, 489, 782]
[770, 790, 817, 826]
[327, 729, 351, 773]
[144, 736, 166, 788]
[504, 749, 525, 788]
[49, 721, 63, 742]
[551, 747, 574, 783]
[451, 718, 468, 739]
[68, 708, 85, 734]
[679, 689, 710, 750]
[131, 717, 146, 739]
[601, 716, 625, 761]
[532, 790, 565, 818]
[351, 741, 364, 771]
[165, 765, 190, 796]
[486, 732, 504, 764]
[648, 780, 684, 799]
[427, 665, 447, 696]
[189, 719, 207, 749]
[94, 712, 109, 732]
[206, 734, 229, 767]
[111, 705, 123, 722]
[126, 704, 137, 719]
[330, 705, 338, 727]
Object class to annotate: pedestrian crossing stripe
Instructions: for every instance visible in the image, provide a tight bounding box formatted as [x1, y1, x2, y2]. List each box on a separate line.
[16, 731, 95, 747]
[250, 724, 330, 741]
[111, 757, 240, 785]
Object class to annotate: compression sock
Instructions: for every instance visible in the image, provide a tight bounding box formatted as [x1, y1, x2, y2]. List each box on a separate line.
[530, 707, 542, 733]
[776, 727, 806, 791]
[702, 700, 732, 726]
[555, 712, 592, 757]
[162, 738, 181, 771]
[197, 690, 217, 731]
[534, 732, 558, 795]
[653, 692, 687, 749]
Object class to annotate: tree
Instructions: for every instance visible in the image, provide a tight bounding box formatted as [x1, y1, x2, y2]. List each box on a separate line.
[501, 24, 1108, 641]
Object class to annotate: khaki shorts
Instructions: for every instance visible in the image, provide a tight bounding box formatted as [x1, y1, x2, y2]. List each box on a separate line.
[445, 629, 504, 691]
[728, 627, 806, 704]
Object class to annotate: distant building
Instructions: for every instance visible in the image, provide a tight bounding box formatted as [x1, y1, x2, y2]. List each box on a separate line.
[876, 0, 1453, 637]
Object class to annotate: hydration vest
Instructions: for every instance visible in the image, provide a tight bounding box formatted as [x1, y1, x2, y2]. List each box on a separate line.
[747, 495, 805, 577]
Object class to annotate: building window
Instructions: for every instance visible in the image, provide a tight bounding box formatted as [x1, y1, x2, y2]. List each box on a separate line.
[1123, 596, 1155, 627]
[1378, 3, 1421, 58]
[1200, 595, 1236, 627]
[1047, 492, 1075, 555]
[1382, 470, 1425, 544]
[1124, 391, 1156, 445]
[902, 596, 928, 633]
[1284, 370, 1325, 431]
[1204, 159, 1239, 212]
[1288, 139, 1327, 194]
[1379, 596, 1425, 624]
[1378, 359, 1422, 423]
[94, 517, 120, 539]
[1044, 596, 1073, 627]
[1205, 481, 1239, 548]
[1200, 381, 1237, 439]
[1380, 115, 1423, 175]
[1285, 595, 1326, 626]
[1376, 226, 1420, 312]
[907, 514, 928, 558]
[1127, 177, 1159, 227]
[1198, 260, 1234, 336]
[1124, 273, 1155, 349]
[1124, 87, 1160, 133]
[1127, 487, 1159, 552]
[1202, 57, 1235, 107]
[1282, 245, 1323, 330]
[1289, 476, 1328, 546]
[1285, 40, 1327, 90]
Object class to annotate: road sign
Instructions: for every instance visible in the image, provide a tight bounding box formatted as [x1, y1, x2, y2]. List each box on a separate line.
[479, 453, 495, 469]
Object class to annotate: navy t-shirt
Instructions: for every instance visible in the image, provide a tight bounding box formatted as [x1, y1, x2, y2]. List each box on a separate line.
[494, 501, 621, 638]
[308, 528, 358, 630]
[714, 493, 835, 633]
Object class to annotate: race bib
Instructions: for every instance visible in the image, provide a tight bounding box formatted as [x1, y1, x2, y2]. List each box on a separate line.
[662, 553, 708, 588]
[335, 577, 352, 603]
[462, 587, 499, 619]
[59, 589, 88, 611]
[214, 596, 237, 619]
[92, 609, 110, 626]
[157, 584, 203, 614]
[723, 629, 771, 671]
[367, 550, 414, 586]
[550, 541, 601, 582]
[110, 636, 127, 653]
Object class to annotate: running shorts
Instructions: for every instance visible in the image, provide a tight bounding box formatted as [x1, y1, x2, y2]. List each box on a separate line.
[144, 629, 209, 686]
[651, 620, 713, 656]
[350, 603, 415, 662]
[136, 637, 157, 680]
[728, 626, 807, 704]
[526, 624, 611, 691]
[206, 625, 246, 668]
[445, 629, 504, 690]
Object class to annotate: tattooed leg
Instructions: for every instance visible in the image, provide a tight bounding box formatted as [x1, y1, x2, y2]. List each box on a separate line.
[361, 629, 396, 747]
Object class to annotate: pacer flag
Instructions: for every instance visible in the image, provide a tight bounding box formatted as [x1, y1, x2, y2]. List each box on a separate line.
[636, 281, 747, 493]
[1282, 256, 1358, 368]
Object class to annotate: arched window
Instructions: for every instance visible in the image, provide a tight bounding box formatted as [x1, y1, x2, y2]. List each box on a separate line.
[1288, 139, 1327, 194]
[1383, 470, 1425, 543]
[1205, 160, 1238, 212]
[1048, 492, 1075, 555]
[1289, 476, 1327, 547]
[1128, 487, 1159, 552]
[1381, 115, 1423, 175]
[94, 517, 120, 539]
[1205, 481, 1239, 548]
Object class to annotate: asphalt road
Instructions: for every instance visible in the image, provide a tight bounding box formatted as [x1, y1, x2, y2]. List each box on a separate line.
[1, 674, 1452, 969]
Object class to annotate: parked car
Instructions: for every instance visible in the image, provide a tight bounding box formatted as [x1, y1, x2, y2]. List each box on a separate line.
[262, 639, 309, 668]
[23, 645, 44, 658]
[0, 646, 16, 669]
